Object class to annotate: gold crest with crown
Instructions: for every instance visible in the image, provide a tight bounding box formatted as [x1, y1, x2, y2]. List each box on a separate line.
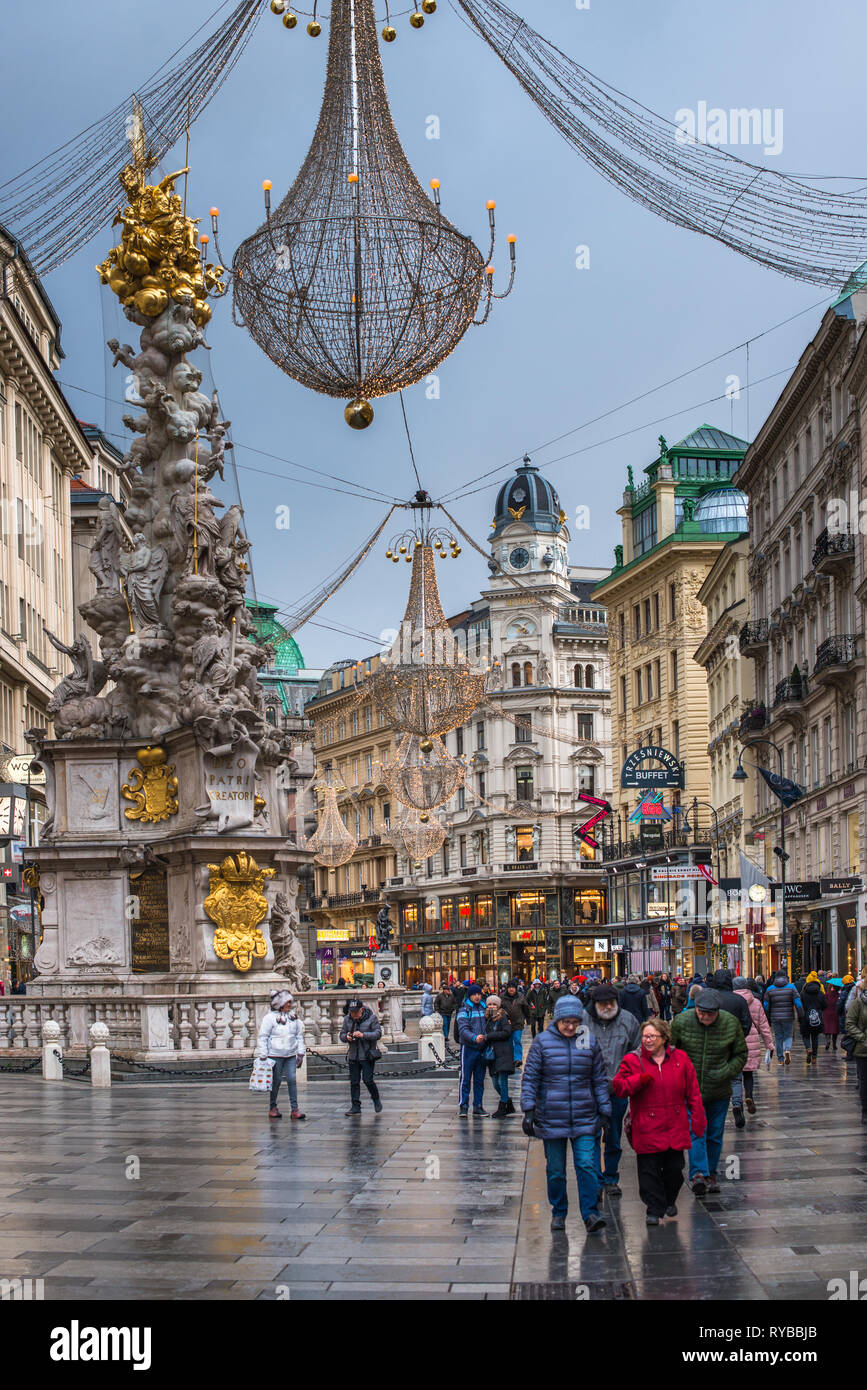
[204, 851, 276, 973]
[121, 746, 179, 824]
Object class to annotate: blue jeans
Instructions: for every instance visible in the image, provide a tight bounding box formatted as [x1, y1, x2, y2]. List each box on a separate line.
[544, 1135, 601, 1220]
[688, 1098, 729, 1180]
[442, 1014, 451, 1040]
[269, 1056, 298, 1109]
[731, 1072, 744, 1106]
[511, 1027, 523, 1064]
[459, 1048, 487, 1108]
[772, 1021, 793, 1056]
[595, 1093, 629, 1185]
[492, 1071, 509, 1104]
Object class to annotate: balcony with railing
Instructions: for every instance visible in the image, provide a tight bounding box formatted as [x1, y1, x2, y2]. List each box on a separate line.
[812, 527, 855, 576]
[813, 634, 858, 687]
[739, 619, 769, 655]
[773, 676, 808, 708]
[601, 826, 712, 861]
[738, 703, 768, 738]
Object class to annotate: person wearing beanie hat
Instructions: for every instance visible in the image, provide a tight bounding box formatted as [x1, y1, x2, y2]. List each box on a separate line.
[619, 974, 650, 1024]
[799, 972, 826, 1065]
[456, 981, 490, 1117]
[484, 995, 516, 1117]
[526, 977, 549, 1037]
[732, 977, 773, 1116]
[501, 978, 530, 1070]
[671, 989, 747, 1195]
[545, 975, 569, 1017]
[521, 991, 610, 1234]
[257, 991, 306, 1121]
[585, 982, 641, 1196]
[763, 971, 804, 1066]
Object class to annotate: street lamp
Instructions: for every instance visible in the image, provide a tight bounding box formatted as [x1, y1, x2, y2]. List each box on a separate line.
[733, 736, 800, 982]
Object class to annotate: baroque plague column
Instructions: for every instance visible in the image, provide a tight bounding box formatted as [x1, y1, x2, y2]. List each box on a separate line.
[26, 135, 309, 996]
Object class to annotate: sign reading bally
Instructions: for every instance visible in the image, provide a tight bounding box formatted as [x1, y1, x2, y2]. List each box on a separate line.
[620, 746, 683, 789]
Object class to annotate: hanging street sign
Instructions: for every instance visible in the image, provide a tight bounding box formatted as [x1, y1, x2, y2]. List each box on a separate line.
[629, 790, 673, 823]
[620, 745, 684, 789]
[651, 865, 717, 883]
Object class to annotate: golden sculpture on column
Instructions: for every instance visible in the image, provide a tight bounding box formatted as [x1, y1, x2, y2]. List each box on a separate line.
[204, 850, 276, 972]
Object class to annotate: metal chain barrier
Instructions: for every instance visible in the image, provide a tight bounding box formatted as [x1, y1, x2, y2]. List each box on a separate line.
[0, 1057, 42, 1074]
[109, 1052, 254, 1078]
[63, 1057, 91, 1080]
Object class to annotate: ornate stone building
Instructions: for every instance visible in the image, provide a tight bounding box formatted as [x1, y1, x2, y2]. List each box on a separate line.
[734, 273, 867, 977]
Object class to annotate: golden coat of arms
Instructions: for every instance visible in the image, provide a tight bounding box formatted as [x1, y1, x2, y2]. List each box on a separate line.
[121, 746, 179, 824]
[204, 850, 275, 973]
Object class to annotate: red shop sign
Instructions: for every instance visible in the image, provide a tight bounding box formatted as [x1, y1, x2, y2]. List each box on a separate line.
[721, 927, 739, 944]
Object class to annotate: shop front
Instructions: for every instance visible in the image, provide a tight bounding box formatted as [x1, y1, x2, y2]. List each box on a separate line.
[401, 938, 496, 989]
[561, 931, 611, 980]
[315, 928, 375, 987]
[510, 928, 546, 980]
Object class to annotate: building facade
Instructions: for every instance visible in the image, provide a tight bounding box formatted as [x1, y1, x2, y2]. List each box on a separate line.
[591, 426, 750, 977]
[735, 277, 867, 977]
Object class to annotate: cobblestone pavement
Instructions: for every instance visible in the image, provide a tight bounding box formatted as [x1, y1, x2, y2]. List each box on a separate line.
[0, 1041, 863, 1301]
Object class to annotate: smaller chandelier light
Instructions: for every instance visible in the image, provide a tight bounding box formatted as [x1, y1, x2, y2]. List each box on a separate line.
[306, 783, 357, 867]
[383, 733, 465, 811]
[386, 805, 448, 862]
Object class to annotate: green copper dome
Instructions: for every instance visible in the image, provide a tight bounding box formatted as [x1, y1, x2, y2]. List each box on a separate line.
[245, 601, 305, 670]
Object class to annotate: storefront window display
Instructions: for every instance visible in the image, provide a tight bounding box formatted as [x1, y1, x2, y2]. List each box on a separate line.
[837, 908, 857, 978]
[401, 902, 419, 935]
[573, 888, 606, 925]
[441, 897, 454, 931]
[475, 894, 493, 929]
[563, 934, 610, 979]
[457, 895, 472, 926]
[511, 890, 545, 929]
[515, 825, 535, 861]
[611, 877, 626, 923]
[627, 873, 642, 921]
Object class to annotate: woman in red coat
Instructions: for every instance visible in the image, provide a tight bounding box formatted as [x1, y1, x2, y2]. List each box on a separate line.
[612, 1019, 707, 1225]
[823, 985, 840, 1051]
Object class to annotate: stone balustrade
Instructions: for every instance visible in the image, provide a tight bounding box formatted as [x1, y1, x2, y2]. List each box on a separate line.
[0, 988, 409, 1061]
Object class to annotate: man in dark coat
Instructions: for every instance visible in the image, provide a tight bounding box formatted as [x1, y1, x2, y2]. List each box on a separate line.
[339, 998, 383, 1116]
[435, 985, 457, 1042]
[526, 979, 549, 1036]
[709, 968, 753, 1129]
[546, 977, 569, 1015]
[501, 978, 531, 1069]
[456, 982, 489, 1117]
[584, 983, 641, 1196]
[520, 995, 611, 1233]
[619, 974, 650, 1023]
[671, 989, 748, 1195]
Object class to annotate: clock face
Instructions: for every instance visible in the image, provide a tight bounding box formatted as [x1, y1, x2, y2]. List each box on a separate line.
[510, 547, 530, 570]
[0, 797, 10, 835]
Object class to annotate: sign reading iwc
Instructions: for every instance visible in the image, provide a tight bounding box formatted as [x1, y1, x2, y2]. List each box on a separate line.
[620, 745, 684, 790]
[130, 867, 170, 973]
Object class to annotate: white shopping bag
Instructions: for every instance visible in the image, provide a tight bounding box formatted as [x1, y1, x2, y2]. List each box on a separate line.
[249, 1057, 273, 1092]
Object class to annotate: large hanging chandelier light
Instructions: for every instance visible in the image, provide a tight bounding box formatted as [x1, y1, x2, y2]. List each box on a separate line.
[366, 503, 488, 735]
[383, 732, 465, 811]
[306, 783, 357, 866]
[386, 805, 448, 862]
[224, 0, 516, 428]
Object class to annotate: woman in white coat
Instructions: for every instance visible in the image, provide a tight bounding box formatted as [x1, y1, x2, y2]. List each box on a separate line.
[257, 990, 306, 1120]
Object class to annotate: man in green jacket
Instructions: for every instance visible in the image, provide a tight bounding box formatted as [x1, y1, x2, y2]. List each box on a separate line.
[671, 988, 748, 1196]
[845, 993, 867, 1124]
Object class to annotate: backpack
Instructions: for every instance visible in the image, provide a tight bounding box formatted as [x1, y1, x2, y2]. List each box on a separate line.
[807, 1006, 822, 1028]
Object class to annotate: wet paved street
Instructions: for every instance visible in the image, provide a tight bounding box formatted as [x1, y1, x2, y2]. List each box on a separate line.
[0, 1042, 864, 1300]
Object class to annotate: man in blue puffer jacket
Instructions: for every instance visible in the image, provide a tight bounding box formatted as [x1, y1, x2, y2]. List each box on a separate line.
[457, 982, 489, 1117]
[520, 995, 611, 1233]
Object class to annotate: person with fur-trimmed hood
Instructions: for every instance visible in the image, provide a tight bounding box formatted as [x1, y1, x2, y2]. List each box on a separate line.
[584, 982, 641, 1196]
[257, 989, 306, 1121]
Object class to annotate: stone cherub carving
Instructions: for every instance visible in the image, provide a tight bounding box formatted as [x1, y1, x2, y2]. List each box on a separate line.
[88, 496, 124, 591]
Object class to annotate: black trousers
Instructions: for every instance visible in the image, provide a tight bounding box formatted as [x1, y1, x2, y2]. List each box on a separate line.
[856, 1057, 867, 1115]
[636, 1148, 685, 1217]
[348, 1058, 380, 1107]
[530, 1017, 545, 1036]
[802, 1025, 822, 1057]
[743, 1070, 754, 1099]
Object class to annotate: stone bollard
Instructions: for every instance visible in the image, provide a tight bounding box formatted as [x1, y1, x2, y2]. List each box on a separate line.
[418, 1012, 445, 1063]
[41, 1020, 63, 1081]
[89, 1022, 111, 1088]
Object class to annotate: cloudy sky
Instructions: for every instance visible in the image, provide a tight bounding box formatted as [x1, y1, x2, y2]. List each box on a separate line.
[2, 0, 863, 668]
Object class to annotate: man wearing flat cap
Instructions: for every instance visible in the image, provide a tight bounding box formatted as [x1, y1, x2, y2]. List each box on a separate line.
[671, 988, 747, 1196]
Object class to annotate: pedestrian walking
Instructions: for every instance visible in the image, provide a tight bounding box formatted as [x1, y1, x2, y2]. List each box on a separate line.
[799, 972, 826, 1065]
[671, 977, 688, 1015]
[501, 978, 531, 1069]
[733, 977, 773, 1115]
[420, 982, 435, 1017]
[612, 1018, 706, 1225]
[823, 983, 840, 1052]
[339, 997, 384, 1116]
[763, 971, 804, 1065]
[619, 974, 650, 1023]
[584, 982, 641, 1197]
[435, 984, 457, 1042]
[670, 988, 747, 1195]
[656, 974, 673, 1021]
[484, 994, 516, 1118]
[526, 978, 549, 1036]
[457, 981, 489, 1117]
[642, 976, 660, 1018]
[843, 990, 867, 1123]
[546, 977, 568, 1014]
[520, 995, 610, 1234]
[684, 984, 702, 1012]
[256, 990, 307, 1121]
[709, 969, 753, 1128]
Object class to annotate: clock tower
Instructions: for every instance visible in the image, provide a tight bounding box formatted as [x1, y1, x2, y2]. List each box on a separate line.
[489, 456, 570, 585]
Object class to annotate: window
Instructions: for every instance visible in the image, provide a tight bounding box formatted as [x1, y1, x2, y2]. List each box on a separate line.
[364, 705, 371, 731]
[636, 669, 643, 705]
[573, 887, 605, 925]
[516, 766, 534, 801]
[672, 720, 680, 759]
[455, 726, 464, 755]
[354, 810, 361, 838]
[365, 753, 373, 781]
[576, 712, 593, 740]
[584, 664, 594, 689]
[619, 612, 625, 645]
[577, 763, 595, 795]
[843, 704, 856, 770]
[654, 659, 661, 699]
[440, 897, 453, 930]
[515, 714, 532, 743]
[669, 583, 677, 620]
[645, 663, 653, 701]
[339, 718, 345, 739]
[351, 711, 358, 734]
[671, 651, 678, 690]
[573, 664, 583, 688]
[515, 826, 535, 861]
[805, 426, 813, 471]
[644, 598, 652, 633]
[633, 603, 641, 638]
[442, 841, 450, 874]
[477, 771, 486, 801]
[367, 806, 374, 835]
[383, 801, 391, 825]
[632, 503, 657, 557]
[824, 717, 833, 780]
[523, 662, 534, 686]
[654, 593, 660, 630]
[620, 675, 626, 711]
[811, 726, 820, 790]
[475, 894, 493, 929]
[476, 721, 485, 750]
[457, 786, 466, 811]
[511, 662, 521, 688]
[511, 889, 544, 927]
[459, 835, 467, 869]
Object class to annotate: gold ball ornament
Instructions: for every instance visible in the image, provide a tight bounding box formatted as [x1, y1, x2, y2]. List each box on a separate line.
[283, 11, 298, 25]
[270, 0, 285, 11]
[382, 24, 397, 41]
[422, 0, 436, 11]
[419, 813, 430, 823]
[420, 738, 433, 753]
[344, 397, 374, 429]
[410, 11, 425, 27]
[307, 19, 322, 35]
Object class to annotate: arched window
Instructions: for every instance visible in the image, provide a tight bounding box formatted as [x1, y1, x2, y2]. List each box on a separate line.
[511, 662, 522, 688]
[573, 664, 583, 687]
[585, 665, 594, 689]
[523, 662, 534, 686]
